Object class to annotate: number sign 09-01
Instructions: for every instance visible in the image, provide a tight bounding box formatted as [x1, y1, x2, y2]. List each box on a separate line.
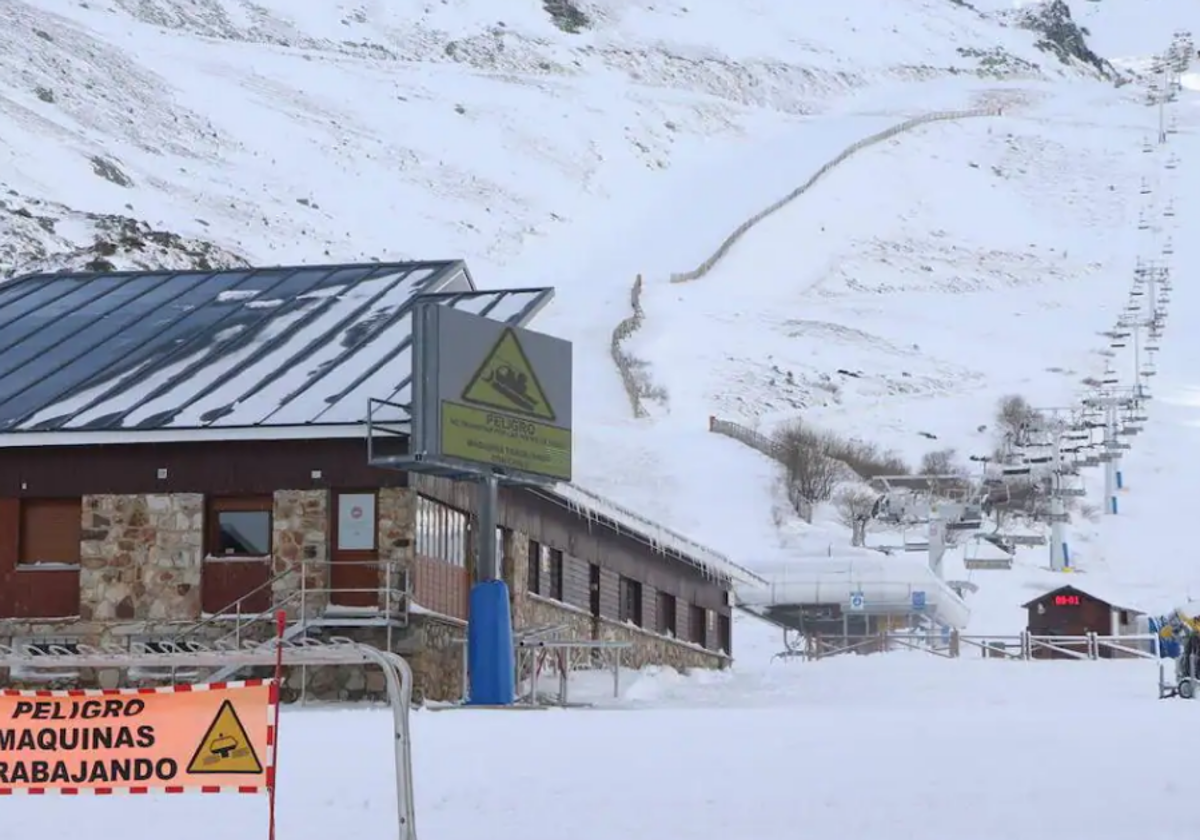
[1054, 594, 1081, 607]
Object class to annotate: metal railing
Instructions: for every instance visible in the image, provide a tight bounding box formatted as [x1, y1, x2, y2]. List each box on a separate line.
[794, 631, 1161, 661]
[166, 560, 410, 683]
[0, 637, 418, 840]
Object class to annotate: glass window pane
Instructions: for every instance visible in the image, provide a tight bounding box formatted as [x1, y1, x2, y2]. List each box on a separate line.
[217, 511, 271, 556]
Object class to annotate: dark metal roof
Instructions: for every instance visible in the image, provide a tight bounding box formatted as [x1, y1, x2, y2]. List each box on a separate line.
[0, 261, 554, 434]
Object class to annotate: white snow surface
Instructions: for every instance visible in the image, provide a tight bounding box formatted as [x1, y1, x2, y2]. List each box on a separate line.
[3, 0, 1200, 626]
[5, 614, 1193, 839]
[7, 4, 1200, 833]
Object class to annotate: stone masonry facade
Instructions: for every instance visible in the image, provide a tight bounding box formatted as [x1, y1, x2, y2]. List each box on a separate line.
[0, 486, 727, 699]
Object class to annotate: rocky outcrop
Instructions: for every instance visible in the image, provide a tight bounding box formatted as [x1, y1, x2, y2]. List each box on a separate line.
[1, 192, 249, 280]
[1007, 0, 1119, 80]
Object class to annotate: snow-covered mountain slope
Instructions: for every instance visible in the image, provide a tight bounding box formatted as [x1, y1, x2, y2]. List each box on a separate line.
[5, 0, 1198, 635]
[3, 0, 1114, 277]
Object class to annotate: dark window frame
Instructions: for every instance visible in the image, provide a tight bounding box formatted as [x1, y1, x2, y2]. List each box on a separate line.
[527, 539, 542, 594]
[619, 576, 643, 627]
[546, 548, 564, 601]
[656, 591, 677, 636]
[689, 603, 707, 647]
[205, 496, 274, 559]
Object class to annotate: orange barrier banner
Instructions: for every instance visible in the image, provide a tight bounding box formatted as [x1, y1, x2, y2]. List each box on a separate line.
[0, 679, 275, 795]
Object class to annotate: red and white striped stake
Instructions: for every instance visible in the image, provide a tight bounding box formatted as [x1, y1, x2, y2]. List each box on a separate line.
[267, 610, 285, 840]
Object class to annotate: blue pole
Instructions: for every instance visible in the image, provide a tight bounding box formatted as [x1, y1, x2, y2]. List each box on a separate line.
[466, 580, 515, 705]
[1110, 495, 1119, 515]
[1062, 541, 1070, 569]
[1116, 470, 1124, 490]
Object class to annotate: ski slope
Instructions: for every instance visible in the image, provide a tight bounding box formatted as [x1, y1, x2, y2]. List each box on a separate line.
[1, 0, 1197, 624]
[6, 1, 1200, 838]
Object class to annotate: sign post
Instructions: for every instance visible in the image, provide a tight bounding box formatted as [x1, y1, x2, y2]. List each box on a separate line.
[405, 302, 573, 706]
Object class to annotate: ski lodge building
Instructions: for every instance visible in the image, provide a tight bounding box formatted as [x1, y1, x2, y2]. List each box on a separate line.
[0, 261, 750, 700]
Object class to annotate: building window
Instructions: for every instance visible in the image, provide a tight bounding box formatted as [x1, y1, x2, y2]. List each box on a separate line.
[718, 612, 731, 653]
[415, 495, 468, 566]
[545, 548, 564, 601]
[656, 591, 677, 636]
[527, 539, 542, 594]
[619, 577, 643, 627]
[18, 498, 82, 566]
[206, 497, 273, 558]
[689, 604, 707, 647]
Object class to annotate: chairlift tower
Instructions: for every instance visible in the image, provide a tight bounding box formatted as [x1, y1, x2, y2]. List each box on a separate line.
[1082, 388, 1141, 516]
[868, 476, 983, 580]
[1019, 411, 1083, 571]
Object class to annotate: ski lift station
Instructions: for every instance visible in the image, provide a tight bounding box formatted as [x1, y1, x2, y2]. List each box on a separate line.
[736, 553, 970, 636]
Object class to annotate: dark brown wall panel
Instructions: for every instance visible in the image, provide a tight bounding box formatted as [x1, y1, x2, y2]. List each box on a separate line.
[0, 438, 408, 498]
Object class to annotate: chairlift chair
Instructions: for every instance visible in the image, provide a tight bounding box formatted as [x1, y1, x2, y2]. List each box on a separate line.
[1142, 366, 1157, 378]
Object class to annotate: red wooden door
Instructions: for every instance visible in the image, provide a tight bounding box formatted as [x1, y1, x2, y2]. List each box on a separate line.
[330, 492, 380, 608]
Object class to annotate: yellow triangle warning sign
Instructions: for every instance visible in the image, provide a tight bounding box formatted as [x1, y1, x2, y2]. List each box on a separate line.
[187, 699, 264, 775]
[460, 328, 556, 421]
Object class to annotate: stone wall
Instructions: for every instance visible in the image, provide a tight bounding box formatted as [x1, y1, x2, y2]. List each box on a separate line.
[508, 527, 728, 671]
[79, 493, 204, 623]
[521, 593, 728, 671]
[378, 487, 416, 614]
[271, 490, 328, 618]
[405, 614, 466, 702]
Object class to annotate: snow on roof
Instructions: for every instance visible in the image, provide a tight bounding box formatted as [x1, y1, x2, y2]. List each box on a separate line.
[0, 261, 553, 433]
[543, 483, 768, 587]
[736, 554, 971, 628]
[1021, 581, 1146, 613]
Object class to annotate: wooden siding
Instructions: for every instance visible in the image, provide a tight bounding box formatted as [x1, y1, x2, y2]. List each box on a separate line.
[562, 555, 590, 612]
[410, 555, 469, 621]
[201, 559, 271, 615]
[598, 567, 620, 621]
[641, 585, 658, 634]
[0, 438, 408, 498]
[411, 475, 731, 618]
[0, 498, 81, 619]
[1026, 588, 1115, 660]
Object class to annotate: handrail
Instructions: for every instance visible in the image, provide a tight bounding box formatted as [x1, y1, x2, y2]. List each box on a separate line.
[174, 559, 411, 651]
[170, 561, 299, 646]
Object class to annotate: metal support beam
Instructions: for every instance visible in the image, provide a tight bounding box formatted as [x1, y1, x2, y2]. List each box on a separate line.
[477, 473, 500, 581]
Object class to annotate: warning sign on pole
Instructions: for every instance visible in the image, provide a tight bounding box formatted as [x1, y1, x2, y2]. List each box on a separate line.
[0, 679, 275, 795]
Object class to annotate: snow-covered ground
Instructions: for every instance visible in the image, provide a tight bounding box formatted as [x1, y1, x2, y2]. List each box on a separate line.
[7, 3, 1200, 834]
[3, 628, 1187, 839]
[4, 0, 1200, 624]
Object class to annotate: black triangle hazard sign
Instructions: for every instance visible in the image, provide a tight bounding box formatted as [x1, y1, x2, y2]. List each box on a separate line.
[187, 699, 264, 775]
[461, 328, 556, 421]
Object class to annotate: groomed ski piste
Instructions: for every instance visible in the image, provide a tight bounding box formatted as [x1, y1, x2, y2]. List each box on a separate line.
[4, 0, 1200, 837]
